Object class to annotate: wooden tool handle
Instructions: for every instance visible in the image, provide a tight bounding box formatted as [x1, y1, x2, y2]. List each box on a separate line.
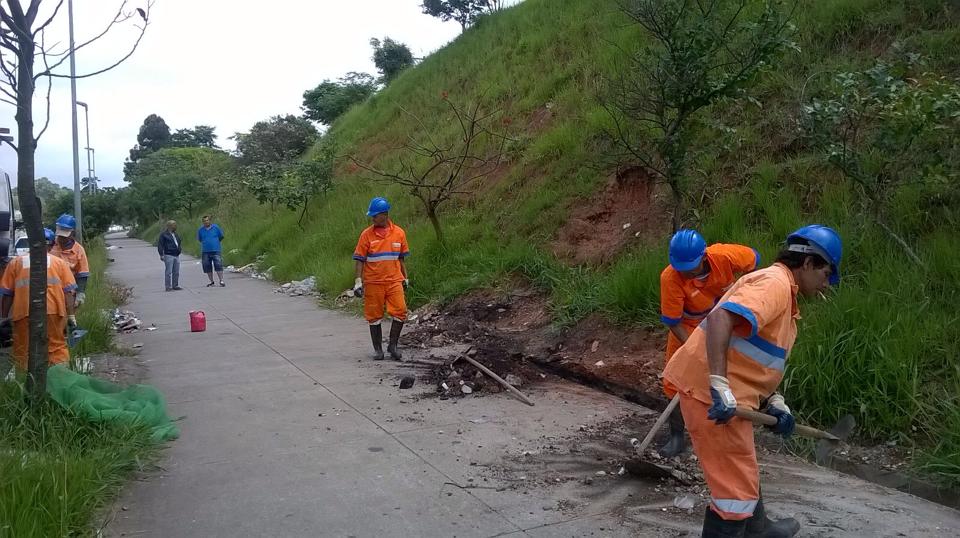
[635, 394, 680, 454]
[735, 408, 839, 441]
[458, 355, 534, 406]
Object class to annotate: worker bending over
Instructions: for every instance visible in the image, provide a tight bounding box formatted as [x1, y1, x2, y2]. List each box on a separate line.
[1, 228, 78, 371]
[663, 225, 842, 538]
[659, 230, 759, 457]
[353, 197, 410, 361]
[49, 214, 89, 308]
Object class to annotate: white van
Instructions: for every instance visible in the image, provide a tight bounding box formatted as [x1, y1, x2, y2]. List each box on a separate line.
[0, 168, 15, 258]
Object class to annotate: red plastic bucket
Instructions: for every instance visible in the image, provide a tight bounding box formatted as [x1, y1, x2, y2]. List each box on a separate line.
[189, 310, 206, 332]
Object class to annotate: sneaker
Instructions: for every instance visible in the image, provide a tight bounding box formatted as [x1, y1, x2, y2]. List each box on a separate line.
[165, 288, 172, 292]
[219, 281, 226, 287]
[207, 282, 216, 287]
[173, 287, 183, 291]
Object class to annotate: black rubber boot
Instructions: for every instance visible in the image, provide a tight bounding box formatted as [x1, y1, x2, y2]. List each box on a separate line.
[369, 324, 385, 361]
[387, 320, 403, 361]
[745, 496, 800, 537]
[658, 404, 688, 457]
[703, 506, 747, 538]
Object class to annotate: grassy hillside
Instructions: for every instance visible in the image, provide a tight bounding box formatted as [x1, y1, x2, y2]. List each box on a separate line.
[147, 0, 960, 483]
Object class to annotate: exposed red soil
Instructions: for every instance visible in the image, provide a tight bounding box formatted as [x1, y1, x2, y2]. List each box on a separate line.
[552, 166, 672, 265]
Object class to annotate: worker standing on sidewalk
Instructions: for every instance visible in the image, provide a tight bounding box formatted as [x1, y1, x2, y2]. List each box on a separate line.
[662, 225, 842, 538]
[1, 228, 78, 371]
[352, 197, 410, 361]
[658, 230, 760, 457]
[49, 214, 89, 308]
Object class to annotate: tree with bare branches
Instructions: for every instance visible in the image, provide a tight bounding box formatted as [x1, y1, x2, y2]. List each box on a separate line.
[350, 96, 510, 244]
[0, 0, 152, 397]
[602, 0, 794, 231]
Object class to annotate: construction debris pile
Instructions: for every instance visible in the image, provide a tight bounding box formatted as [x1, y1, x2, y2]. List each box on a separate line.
[275, 276, 318, 297]
[226, 254, 274, 281]
[112, 309, 142, 332]
[427, 349, 542, 400]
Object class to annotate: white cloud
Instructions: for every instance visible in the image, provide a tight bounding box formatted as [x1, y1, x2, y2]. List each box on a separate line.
[0, 0, 470, 188]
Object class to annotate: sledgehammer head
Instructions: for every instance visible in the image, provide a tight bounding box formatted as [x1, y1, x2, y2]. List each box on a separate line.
[815, 414, 856, 466]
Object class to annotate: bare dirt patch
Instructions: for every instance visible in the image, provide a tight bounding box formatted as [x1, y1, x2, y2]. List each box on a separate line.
[552, 166, 671, 265]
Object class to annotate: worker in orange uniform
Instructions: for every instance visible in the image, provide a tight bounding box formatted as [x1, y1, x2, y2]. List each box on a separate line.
[663, 225, 842, 538]
[49, 214, 89, 308]
[352, 197, 410, 361]
[0, 228, 78, 371]
[658, 230, 760, 457]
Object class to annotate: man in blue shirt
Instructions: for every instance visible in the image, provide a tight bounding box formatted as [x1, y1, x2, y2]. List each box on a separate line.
[197, 215, 225, 287]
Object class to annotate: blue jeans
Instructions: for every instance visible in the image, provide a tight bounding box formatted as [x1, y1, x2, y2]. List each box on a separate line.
[163, 255, 180, 289]
[201, 252, 223, 274]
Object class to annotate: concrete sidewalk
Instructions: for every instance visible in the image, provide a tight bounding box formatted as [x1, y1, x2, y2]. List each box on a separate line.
[103, 236, 960, 537]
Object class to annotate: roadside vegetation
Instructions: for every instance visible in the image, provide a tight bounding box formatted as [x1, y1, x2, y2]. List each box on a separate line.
[0, 240, 159, 536]
[132, 0, 960, 485]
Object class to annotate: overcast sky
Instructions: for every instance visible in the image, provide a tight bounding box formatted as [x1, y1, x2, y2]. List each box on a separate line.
[0, 0, 479, 188]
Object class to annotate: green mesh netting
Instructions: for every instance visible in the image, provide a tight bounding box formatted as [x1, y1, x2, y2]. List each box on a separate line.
[46, 364, 180, 443]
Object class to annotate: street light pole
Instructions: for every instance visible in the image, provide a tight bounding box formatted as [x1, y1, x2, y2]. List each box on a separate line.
[76, 100, 94, 194]
[67, 0, 83, 237]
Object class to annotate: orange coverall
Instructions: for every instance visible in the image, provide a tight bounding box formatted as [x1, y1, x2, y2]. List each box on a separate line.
[662, 263, 799, 521]
[353, 221, 410, 324]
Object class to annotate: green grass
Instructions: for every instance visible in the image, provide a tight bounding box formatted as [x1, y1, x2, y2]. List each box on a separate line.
[0, 238, 159, 537]
[0, 384, 157, 537]
[73, 239, 117, 358]
[141, 0, 960, 484]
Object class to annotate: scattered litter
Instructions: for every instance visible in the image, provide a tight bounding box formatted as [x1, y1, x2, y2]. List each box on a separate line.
[469, 418, 487, 424]
[132, 343, 144, 349]
[399, 376, 415, 389]
[145, 326, 157, 331]
[461, 385, 474, 394]
[228, 248, 241, 255]
[590, 340, 600, 352]
[594, 360, 605, 367]
[595, 470, 607, 476]
[112, 309, 142, 333]
[617, 466, 626, 476]
[74, 356, 93, 374]
[673, 494, 698, 510]
[622, 223, 632, 230]
[275, 276, 318, 297]
[105, 245, 120, 250]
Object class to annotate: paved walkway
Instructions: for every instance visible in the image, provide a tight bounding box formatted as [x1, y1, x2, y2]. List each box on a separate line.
[103, 236, 960, 537]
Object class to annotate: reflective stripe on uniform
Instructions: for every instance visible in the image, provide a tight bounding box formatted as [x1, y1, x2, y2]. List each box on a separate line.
[700, 320, 787, 372]
[712, 498, 757, 516]
[730, 334, 786, 371]
[366, 252, 403, 262]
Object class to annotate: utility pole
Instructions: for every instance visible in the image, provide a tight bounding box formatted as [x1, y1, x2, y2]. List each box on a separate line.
[77, 101, 95, 193]
[67, 0, 83, 237]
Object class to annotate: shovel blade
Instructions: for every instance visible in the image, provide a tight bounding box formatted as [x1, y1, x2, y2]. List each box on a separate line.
[815, 414, 856, 466]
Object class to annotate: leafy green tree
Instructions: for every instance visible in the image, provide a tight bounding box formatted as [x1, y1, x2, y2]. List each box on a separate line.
[47, 188, 121, 238]
[421, 0, 495, 30]
[603, 0, 795, 230]
[240, 138, 336, 223]
[123, 147, 235, 227]
[127, 114, 171, 163]
[233, 115, 319, 165]
[302, 72, 378, 125]
[803, 59, 960, 266]
[170, 125, 219, 148]
[370, 37, 415, 83]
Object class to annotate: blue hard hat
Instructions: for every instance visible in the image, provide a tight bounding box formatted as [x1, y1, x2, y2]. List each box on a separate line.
[55, 214, 77, 230]
[669, 229, 707, 272]
[43, 228, 55, 243]
[786, 224, 843, 285]
[366, 197, 390, 217]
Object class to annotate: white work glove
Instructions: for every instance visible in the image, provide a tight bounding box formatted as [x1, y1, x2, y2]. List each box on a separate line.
[765, 393, 795, 437]
[68, 315, 78, 329]
[353, 278, 364, 298]
[708, 375, 738, 423]
[75, 291, 86, 307]
[402, 278, 409, 290]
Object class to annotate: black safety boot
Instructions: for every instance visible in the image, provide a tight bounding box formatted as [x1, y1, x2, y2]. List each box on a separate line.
[745, 496, 800, 537]
[658, 404, 688, 457]
[387, 320, 404, 360]
[370, 324, 385, 361]
[703, 506, 747, 538]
